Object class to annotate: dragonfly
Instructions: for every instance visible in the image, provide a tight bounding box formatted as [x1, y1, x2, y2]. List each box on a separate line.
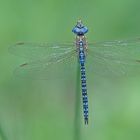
[9, 20, 140, 125]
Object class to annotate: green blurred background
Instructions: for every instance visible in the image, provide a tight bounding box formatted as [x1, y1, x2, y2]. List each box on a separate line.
[0, 0, 140, 140]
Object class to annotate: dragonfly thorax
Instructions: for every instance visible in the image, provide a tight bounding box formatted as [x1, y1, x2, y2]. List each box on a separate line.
[79, 40, 83, 46]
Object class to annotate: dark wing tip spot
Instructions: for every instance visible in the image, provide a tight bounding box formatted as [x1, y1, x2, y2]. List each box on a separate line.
[20, 63, 28, 67]
[16, 42, 25, 45]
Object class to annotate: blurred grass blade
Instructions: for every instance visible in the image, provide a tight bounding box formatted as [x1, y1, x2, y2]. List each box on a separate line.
[0, 125, 8, 140]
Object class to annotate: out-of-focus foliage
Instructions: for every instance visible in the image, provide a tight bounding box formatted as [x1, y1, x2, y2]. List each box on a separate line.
[0, 0, 140, 140]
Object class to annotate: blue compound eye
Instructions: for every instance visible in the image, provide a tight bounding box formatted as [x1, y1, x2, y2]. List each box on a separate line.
[72, 20, 88, 35]
[72, 26, 88, 35]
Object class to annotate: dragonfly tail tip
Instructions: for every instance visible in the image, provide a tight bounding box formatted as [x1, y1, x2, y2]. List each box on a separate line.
[84, 118, 88, 125]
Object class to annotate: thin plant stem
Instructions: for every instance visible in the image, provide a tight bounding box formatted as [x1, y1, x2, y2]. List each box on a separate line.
[74, 62, 81, 140]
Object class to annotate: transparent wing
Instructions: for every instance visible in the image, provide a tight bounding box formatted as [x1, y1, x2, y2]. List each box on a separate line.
[9, 42, 75, 60]
[87, 38, 140, 76]
[13, 50, 77, 80]
[9, 42, 78, 79]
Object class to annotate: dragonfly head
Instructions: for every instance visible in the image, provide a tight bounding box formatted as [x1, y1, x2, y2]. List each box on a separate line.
[72, 20, 88, 36]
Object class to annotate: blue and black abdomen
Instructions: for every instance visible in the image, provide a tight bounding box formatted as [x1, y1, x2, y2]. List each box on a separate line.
[80, 63, 88, 124]
[79, 46, 88, 124]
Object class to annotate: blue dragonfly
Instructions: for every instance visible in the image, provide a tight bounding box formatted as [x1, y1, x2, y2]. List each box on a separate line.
[9, 20, 140, 124]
